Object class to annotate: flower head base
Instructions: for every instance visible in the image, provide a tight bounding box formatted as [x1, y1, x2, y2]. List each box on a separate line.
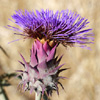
[8, 9, 94, 49]
[17, 40, 67, 96]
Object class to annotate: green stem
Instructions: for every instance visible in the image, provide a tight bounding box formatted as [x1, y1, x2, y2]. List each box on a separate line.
[35, 92, 42, 100]
[0, 86, 9, 100]
[43, 92, 50, 100]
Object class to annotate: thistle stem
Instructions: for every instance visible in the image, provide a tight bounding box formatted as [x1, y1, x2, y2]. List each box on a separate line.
[43, 92, 49, 100]
[35, 92, 42, 100]
[0, 86, 9, 100]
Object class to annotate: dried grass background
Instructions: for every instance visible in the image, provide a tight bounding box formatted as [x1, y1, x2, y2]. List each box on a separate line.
[0, 0, 99, 100]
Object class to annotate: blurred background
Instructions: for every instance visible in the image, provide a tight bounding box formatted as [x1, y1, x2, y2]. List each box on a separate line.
[0, 0, 99, 100]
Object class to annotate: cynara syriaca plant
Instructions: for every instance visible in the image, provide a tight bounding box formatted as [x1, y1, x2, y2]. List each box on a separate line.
[7, 9, 94, 100]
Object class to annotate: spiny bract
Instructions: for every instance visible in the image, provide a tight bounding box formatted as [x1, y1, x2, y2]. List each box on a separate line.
[17, 40, 67, 96]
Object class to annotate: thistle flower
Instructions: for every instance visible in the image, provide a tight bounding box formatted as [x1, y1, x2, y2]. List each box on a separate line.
[17, 40, 67, 96]
[7, 9, 94, 100]
[8, 9, 94, 48]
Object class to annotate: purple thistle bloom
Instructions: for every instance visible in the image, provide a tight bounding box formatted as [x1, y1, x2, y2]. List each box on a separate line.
[17, 40, 67, 96]
[8, 9, 94, 48]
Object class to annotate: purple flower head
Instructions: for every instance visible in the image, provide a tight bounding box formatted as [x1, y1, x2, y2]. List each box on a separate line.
[17, 40, 67, 96]
[8, 9, 94, 48]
